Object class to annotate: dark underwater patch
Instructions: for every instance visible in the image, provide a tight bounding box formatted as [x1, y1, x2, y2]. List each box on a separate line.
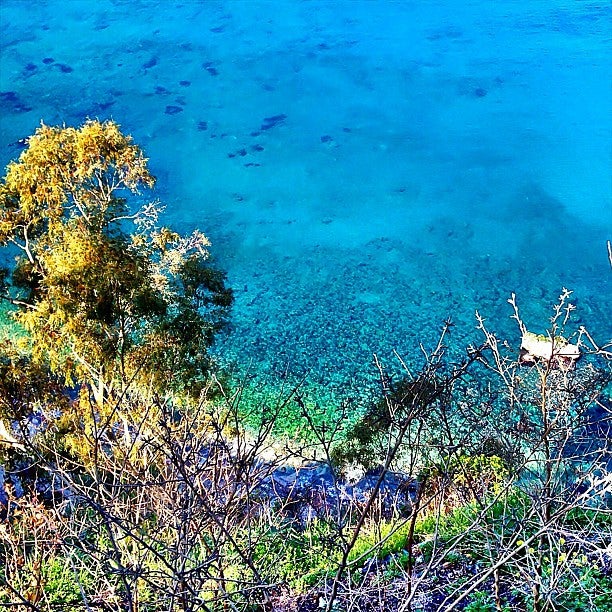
[0, 91, 32, 113]
[227, 148, 247, 158]
[165, 105, 183, 115]
[42, 57, 54, 64]
[260, 114, 287, 131]
[92, 100, 114, 112]
[203, 63, 219, 76]
[8, 137, 28, 151]
[197, 121, 208, 131]
[56, 63, 73, 73]
[426, 26, 463, 41]
[143, 56, 158, 69]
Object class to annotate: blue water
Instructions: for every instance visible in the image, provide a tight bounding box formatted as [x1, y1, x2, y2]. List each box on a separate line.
[1, 1, 610, 398]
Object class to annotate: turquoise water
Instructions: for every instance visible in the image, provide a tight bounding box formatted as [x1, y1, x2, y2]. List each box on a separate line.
[1, 0, 610, 397]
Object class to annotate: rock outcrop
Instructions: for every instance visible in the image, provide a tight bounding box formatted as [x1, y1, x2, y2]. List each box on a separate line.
[519, 331, 580, 368]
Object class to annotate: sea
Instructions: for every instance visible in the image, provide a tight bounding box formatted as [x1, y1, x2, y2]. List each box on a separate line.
[1, 0, 610, 405]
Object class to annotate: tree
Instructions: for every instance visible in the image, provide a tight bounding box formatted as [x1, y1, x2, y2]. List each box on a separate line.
[0, 119, 232, 412]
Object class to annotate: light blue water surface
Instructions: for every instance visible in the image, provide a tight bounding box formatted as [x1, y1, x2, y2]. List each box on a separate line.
[1, 0, 610, 397]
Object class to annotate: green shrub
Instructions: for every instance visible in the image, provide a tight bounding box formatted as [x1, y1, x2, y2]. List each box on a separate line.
[250, 520, 339, 591]
[42, 557, 90, 606]
[556, 564, 612, 612]
[465, 591, 504, 612]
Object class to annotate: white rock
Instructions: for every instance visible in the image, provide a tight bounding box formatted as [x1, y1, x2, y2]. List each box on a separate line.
[520, 331, 580, 364]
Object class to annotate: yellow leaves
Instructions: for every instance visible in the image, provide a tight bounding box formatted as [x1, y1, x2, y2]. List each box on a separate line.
[0, 119, 155, 239]
[43, 224, 101, 281]
[130, 233, 147, 248]
[150, 271, 170, 296]
[71, 119, 155, 193]
[152, 226, 180, 250]
[73, 120, 128, 180]
[5, 124, 72, 212]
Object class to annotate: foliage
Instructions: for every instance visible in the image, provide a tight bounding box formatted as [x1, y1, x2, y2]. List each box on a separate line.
[40, 557, 90, 607]
[420, 453, 510, 511]
[464, 591, 503, 612]
[0, 339, 70, 424]
[0, 120, 232, 412]
[251, 520, 339, 591]
[331, 363, 451, 470]
[557, 565, 612, 612]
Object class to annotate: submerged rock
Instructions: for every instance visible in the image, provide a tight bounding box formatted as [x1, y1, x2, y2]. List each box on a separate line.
[56, 63, 73, 73]
[165, 105, 183, 115]
[142, 56, 158, 69]
[203, 62, 219, 76]
[260, 113, 287, 131]
[0, 91, 32, 113]
[8, 137, 28, 150]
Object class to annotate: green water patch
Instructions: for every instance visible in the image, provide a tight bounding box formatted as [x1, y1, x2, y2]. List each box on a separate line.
[0, 302, 23, 343]
[217, 366, 377, 444]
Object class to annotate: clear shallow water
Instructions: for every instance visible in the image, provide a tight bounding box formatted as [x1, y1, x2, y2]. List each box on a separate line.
[1, 0, 610, 398]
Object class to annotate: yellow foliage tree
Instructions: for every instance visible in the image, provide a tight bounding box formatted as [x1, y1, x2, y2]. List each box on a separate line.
[0, 120, 232, 414]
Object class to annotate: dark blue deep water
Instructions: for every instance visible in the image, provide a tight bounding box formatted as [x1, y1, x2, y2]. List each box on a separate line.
[1, 1, 610, 399]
